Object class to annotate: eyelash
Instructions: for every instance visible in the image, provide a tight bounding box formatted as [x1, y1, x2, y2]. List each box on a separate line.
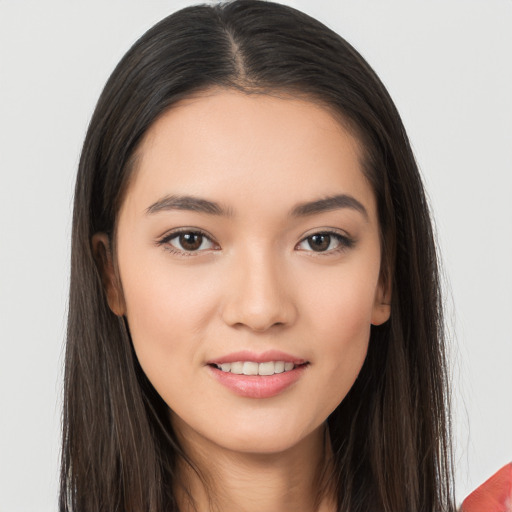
[296, 231, 355, 256]
[156, 229, 355, 257]
[156, 228, 219, 257]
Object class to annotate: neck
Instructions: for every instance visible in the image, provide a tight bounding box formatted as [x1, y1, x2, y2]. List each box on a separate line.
[174, 423, 335, 512]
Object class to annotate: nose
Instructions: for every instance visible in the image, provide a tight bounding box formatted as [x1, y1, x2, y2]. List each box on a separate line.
[221, 248, 297, 332]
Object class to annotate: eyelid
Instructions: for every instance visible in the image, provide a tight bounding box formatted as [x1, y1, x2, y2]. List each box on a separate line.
[295, 228, 355, 254]
[156, 227, 220, 256]
[298, 226, 353, 239]
[155, 226, 355, 256]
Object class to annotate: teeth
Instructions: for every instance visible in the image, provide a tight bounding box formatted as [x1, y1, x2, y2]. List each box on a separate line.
[258, 361, 275, 376]
[243, 361, 259, 375]
[230, 361, 244, 374]
[215, 361, 299, 375]
[274, 361, 285, 373]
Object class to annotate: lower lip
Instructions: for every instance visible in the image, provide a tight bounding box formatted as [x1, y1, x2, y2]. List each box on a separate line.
[207, 364, 308, 399]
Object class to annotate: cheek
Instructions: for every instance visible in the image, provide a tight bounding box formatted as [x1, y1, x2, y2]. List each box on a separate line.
[302, 257, 379, 343]
[118, 252, 222, 386]
[299, 263, 378, 413]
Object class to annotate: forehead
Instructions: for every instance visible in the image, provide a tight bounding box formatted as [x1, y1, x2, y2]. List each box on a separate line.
[121, 89, 376, 221]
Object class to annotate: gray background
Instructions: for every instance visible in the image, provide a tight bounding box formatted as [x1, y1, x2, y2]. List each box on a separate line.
[1, 0, 511, 510]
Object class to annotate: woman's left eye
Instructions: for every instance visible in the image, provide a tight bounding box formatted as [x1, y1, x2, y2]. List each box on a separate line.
[296, 232, 354, 253]
[159, 230, 218, 254]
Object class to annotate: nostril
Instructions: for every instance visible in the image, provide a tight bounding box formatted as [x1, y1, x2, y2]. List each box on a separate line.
[220, 286, 298, 332]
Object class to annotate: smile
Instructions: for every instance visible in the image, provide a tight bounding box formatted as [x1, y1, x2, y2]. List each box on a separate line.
[213, 361, 297, 376]
[207, 361, 309, 399]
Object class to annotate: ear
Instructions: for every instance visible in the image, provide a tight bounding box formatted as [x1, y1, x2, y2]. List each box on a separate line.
[371, 274, 391, 326]
[91, 233, 125, 316]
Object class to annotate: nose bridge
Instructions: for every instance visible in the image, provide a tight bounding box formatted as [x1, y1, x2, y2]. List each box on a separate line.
[222, 243, 295, 331]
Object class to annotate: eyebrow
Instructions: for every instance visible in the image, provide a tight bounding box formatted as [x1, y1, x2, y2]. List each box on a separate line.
[290, 194, 368, 219]
[145, 193, 368, 219]
[146, 195, 231, 216]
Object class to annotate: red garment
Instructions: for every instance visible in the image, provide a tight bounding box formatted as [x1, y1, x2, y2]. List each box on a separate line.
[461, 463, 512, 512]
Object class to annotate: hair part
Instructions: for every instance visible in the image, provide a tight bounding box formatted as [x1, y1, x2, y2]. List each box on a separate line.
[61, 1, 455, 511]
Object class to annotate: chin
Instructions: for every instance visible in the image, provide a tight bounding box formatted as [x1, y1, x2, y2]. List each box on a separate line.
[203, 412, 325, 457]
[221, 433, 303, 455]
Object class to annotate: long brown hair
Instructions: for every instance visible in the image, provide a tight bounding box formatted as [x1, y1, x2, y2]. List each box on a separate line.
[61, 1, 455, 510]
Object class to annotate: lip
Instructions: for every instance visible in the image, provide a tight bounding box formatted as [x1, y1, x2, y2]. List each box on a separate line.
[206, 351, 309, 399]
[206, 350, 306, 365]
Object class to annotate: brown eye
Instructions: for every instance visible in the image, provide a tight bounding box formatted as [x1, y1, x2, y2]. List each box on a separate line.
[307, 234, 331, 252]
[164, 230, 217, 253]
[296, 231, 354, 254]
[179, 232, 203, 251]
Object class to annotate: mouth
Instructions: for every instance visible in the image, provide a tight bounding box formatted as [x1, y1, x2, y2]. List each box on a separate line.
[206, 352, 309, 398]
[209, 361, 307, 376]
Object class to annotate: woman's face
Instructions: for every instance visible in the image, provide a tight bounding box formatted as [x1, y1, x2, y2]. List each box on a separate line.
[109, 90, 389, 454]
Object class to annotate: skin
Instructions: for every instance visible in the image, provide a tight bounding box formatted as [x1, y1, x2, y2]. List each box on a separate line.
[94, 89, 390, 512]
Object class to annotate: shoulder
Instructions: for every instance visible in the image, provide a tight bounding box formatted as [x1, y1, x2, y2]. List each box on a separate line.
[461, 463, 512, 512]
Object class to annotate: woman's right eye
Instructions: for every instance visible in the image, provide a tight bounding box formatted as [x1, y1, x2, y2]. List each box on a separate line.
[158, 230, 218, 255]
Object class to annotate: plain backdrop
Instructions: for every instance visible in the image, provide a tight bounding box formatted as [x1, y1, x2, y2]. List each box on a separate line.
[0, 1, 511, 510]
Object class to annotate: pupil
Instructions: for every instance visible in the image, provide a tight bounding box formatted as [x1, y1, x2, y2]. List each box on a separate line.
[309, 234, 330, 251]
[180, 233, 202, 251]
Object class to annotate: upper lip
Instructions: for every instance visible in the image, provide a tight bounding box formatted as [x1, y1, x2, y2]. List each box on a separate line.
[206, 350, 307, 365]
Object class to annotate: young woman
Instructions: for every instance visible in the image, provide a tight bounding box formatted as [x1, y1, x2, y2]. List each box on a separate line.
[61, 1, 457, 510]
